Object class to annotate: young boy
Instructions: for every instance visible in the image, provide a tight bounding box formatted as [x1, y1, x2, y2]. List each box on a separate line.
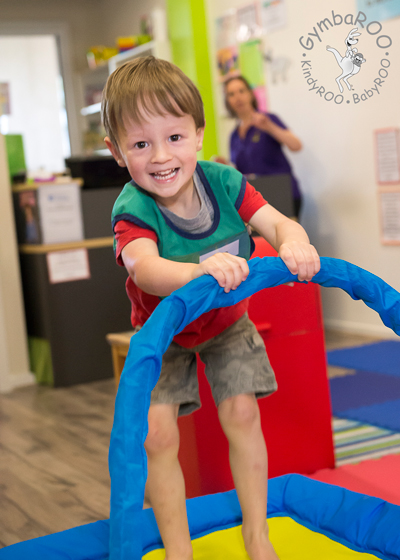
[102, 56, 320, 560]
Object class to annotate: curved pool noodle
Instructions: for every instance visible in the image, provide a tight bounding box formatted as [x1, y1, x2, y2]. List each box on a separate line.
[108, 256, 400, 560]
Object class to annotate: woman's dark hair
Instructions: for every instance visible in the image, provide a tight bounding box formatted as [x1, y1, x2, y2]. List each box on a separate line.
[224, 75, 258, 118]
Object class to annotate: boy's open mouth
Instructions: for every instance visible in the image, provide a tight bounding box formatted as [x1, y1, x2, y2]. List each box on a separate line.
[151, 168, 178, 181]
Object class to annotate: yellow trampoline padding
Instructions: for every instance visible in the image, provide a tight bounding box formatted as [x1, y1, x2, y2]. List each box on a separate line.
[143, 516, 381, 559]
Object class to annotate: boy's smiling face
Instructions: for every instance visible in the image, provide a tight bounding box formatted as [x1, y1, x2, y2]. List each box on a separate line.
[106, 110, 204, 207]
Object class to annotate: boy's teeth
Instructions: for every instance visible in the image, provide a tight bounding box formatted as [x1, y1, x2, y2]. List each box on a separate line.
[153, 169, 177, 179]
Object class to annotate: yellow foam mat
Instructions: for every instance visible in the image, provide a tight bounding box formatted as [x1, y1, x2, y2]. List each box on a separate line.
[143, 516, 380, 559]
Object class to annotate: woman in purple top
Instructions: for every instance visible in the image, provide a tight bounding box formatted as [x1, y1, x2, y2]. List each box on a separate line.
[224, 76, 303, 218]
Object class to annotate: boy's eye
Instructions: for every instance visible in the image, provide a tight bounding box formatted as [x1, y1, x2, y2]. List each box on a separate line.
[169, 134, 181, 142]
[134, 141, 148, 149]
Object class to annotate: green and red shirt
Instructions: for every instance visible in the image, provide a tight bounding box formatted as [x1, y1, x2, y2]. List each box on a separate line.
[112, 161, 267, 348]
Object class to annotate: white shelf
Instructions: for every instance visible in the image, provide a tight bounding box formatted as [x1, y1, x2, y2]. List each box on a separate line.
[108, 41, 156, 73]
[94, 148, 111, 156]
[80, 102, 101, 116]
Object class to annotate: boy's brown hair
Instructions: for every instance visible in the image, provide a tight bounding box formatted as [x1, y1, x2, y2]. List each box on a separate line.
[101, 56, 205, 148]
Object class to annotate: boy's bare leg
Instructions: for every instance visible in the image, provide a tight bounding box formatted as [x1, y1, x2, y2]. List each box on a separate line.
[218, 394, 279, 560]
[145, 403, 193, 560]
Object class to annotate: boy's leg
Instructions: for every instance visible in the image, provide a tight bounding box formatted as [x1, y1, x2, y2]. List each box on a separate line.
[197, 314, 278, 557]
[218, 394, 279, 560]
[145, 403, 193, 560]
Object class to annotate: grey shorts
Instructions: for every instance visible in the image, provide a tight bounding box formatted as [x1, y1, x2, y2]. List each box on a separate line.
[139, 312, 277, 416]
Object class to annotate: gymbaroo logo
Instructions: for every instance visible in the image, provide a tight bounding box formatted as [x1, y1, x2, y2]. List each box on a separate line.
[299, 11, 392, 105]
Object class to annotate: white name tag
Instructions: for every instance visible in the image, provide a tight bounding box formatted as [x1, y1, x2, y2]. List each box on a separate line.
[199, 239, 240, 263]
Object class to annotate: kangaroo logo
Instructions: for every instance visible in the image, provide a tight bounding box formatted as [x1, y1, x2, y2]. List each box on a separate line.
[326, 28, 366, 93]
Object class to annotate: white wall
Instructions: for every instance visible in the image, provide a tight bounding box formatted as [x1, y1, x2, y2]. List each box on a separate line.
[206, 0, 400, 338]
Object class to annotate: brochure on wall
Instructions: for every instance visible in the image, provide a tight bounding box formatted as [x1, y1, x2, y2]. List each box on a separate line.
[253, 85, 268, 113]
[215, 10, 237, 50]
[357, 0, 400, 22]
[261, 0, 287, 34]
[378, 187, 400, 245]
[239, 40, 265, 88]
[237, 3, 261, 43]
[217, 45, 239, 80]
[47, 248, 91, 284]
[37, 182, 84, 245]
[216, 10, 240, 81]
[375, 128, 400, 184]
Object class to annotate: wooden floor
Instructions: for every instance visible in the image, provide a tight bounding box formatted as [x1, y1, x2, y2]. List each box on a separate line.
[0, 329, 384, 549]
[0, 378, 116, 547]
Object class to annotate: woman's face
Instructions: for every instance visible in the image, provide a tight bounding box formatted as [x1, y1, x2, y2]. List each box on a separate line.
[225, 79, 254, 116]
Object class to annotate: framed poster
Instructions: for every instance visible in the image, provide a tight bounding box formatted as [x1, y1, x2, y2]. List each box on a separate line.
[237, 3, 261, 42]
[375, 128, 400, 185]
[378, 187, 400, 245]
[37, 182, 84, 244]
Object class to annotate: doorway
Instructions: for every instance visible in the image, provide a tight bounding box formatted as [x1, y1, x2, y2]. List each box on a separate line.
[0, 34, 71, 175]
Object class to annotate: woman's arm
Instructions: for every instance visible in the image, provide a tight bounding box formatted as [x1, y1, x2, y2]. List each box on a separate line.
[250, 113, 302, 152]
[248, 204, 320, 281]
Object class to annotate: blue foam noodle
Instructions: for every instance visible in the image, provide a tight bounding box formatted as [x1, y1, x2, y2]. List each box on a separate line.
[108, 256, 400, 559]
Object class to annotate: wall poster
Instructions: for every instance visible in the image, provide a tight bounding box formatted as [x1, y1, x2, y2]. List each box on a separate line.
[216, 10, 239, 80]
[261, 0, 287, 34]
[357, 0, 400, 22]
[375, 128, 400, 185]
[378, 187, 400, 245]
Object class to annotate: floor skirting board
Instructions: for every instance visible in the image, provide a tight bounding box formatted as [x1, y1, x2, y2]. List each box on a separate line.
[0, 371, 35, 394]
[323, 318, 398, 339]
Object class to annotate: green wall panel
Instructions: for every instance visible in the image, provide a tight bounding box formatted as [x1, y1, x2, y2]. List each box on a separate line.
[166, 0, 218, 160]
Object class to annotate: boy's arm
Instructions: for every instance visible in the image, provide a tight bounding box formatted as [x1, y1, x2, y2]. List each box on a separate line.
[121, 237, 249, 296]
[248, 204, 320, 282]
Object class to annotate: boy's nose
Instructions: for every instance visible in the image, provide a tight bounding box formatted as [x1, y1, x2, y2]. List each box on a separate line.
[151, 143, 172, 163]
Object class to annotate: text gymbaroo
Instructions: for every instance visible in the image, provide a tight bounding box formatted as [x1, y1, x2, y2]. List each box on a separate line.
[299, 10, 392, 105]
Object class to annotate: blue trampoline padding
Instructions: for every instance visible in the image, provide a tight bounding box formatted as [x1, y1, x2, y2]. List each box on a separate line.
[336, 398, 400, 433]
[330, 370, 400, 412]
[0, 519, 110, 560]
[108, 256, 400, 560]
[2, 474, 400, 560]
[327, 340, 400, 377]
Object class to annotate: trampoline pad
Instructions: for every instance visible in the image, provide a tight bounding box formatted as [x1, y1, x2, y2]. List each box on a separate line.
[1, 474, 399, 559]
[143, 517, 381, 560]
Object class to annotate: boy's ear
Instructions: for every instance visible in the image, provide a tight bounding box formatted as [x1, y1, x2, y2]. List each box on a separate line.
[104, 137, 127, 167]
[196, 126, 205, 152]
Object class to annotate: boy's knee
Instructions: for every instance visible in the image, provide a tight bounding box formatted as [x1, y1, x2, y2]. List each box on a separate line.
[145, 421, 180, 457]
[218, 394, 259, 431]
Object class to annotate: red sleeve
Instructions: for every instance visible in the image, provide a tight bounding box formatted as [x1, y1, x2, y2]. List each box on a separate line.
[114, 220, 158, 266]
[237, 181, 268, 223]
